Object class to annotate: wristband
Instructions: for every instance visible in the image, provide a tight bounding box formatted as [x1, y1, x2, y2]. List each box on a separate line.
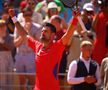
[70, 17, 78, 26]
[12, 16, 18, 24]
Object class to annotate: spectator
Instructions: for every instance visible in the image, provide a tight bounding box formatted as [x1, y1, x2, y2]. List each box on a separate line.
[82, 3, 95, 30]
[67, 40, 101, 90]
[20, 0, 27, 12]
[26, 0, 38, 10]
[80, 2, 95, 43]
[92, 0, 108, 65]
[14, 8, 41, 90]
[3, 1, 10, 13]
[2, 1, 16, 34]
[100, 56, 108, 90]
[34, 0, 68, 20]
[9, 8, 78, 90]
[17, 0, 27, 23]
[44, 2, 68, 29]
[18, 0, 43, 25]
[27, 0, 43, 25]
[0, 19, 15, 90]
[1, 11, 15, 34]
[1, 10, 16, 62]
[43, 2, 60, 22]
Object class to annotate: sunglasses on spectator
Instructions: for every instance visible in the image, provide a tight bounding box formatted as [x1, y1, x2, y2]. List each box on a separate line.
[49, 8, 58, 12]
[86, 11, 94, 14]
[23, 12, 32, 17]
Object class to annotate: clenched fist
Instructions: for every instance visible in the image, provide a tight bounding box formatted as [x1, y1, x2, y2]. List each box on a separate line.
[8, 9, 16, 17]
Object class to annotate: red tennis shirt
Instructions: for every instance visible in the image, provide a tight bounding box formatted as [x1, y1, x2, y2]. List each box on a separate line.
[27, 36, 65, 90]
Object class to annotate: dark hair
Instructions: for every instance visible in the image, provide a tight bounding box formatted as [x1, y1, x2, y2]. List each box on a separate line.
[43, 22, 56, 33]
[23, 7, 33, 16]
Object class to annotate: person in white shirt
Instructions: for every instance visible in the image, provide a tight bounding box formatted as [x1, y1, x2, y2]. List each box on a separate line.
[67, 40, 101, 90]
[14, 8, 41, 90]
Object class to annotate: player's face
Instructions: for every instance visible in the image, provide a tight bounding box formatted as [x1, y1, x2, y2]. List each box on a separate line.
[40, 26, 54, 43]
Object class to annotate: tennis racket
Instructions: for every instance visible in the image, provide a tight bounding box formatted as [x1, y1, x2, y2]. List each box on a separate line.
[60, 0, 87, 31]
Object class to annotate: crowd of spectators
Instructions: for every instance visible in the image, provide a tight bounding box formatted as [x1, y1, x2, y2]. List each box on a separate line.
[0, 0, 108, 90]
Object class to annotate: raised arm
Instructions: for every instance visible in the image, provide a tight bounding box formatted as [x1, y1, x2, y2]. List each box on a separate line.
[8, 9, 28, 40]
[61, 12, 79, 46]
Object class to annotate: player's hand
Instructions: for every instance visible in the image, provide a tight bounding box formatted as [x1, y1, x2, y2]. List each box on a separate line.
[69, 11, 80, 26]
[8, 9, 16, 17]
[72, 10, 80, 18]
